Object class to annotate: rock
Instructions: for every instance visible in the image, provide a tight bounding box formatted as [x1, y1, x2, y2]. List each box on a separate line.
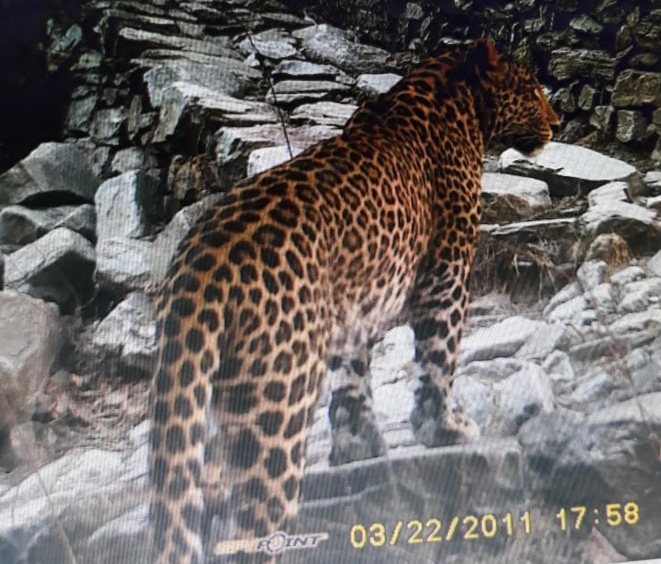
[4, 228, 96, 312]
[616, 110, 650, 143]
[643, 170, 661, 195]
[111, 148, 152, 174]
[481, 173, 552, 222]
[214, 124, 339, 188]
[290, 101, 357, 127]
[570, 367, 613, 404]
[588, 282, 617, 314]
[272, 60, 343, 79]
[589, 105, 615, 132]
[543, 351, 576, 388]
[496, 363, 555, 434]
[95, 171, 157, 240]
[499, 142, 637, 196]
[548, 48, 616, 81]
[141, 56, 259, 108]
[618, 278, 661, 313]
[153, 83, 279, 143]
[91, 292, 156, 378]
[581, 200, 661, 253]
[118, 27, 236, 59]
[0, 205, 80, 247]
[611, 70, 661, 107]
[569, 14, 604, 34]
[647, 249, 661, 277]
[293, 24, 391, 74]
[587, 181, 630, 207]
[65, 95, 98, 133]
[543, 281, 581, 317]
[0, 143, 99, 207]
[576, 260, 608, 292]
[610, 265, 646, 286]
[460, 316, 547, 364]
[577, 84, 596, 111]
[545, 294, 589, 324]
[0, 292, 61, 443]
[609, 309, 661, 333]
[266, 79, 351, 105]
[96, 237, 153, 294]
[151, 195, 222, 283]
[247, 146, 302, 177]
[0, 447, 150, 564]
[356, 73, 402, 96]
[90, 107, 126, 145]
[238, 28, 298, 60]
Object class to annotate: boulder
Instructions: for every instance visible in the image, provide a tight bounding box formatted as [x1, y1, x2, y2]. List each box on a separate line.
[499, 142, 638, 196]
[0, 143, 99, 206]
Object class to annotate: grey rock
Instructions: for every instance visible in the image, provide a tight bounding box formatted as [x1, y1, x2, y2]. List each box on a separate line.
[581, 201, 661, 252]
[111, 148, 152, 174]
[0, 205, 79, 247]
[95, 171, 157, 240]
[624, 348, 661, 395]
[609, 309, 661, 333]
[4, 228, 96, 311]
[646, 249, 661, 277]
[65, 95, 98, 133]
[551, 87, 576, 113]
[543, 281, 582, 318]
[53, 204, 96, 241]
[272, 60, 343, 79]
[516, 322, 570, 359]
[643, 170, 661, 194]
[610, 265, 646, 286]
[588, 282, 617, 314]
[238, 28, 298, 60]
[612, 70, 661, 107]
[142, 57, 259, 108]
[153, 83, 279, 142]
[589, 105, 615, 132]
[266, 79, 351, 105]
[90, 107, 126, 145]
[460, 316, 546, 364]
[481, 173, 552, 223]
[151, 195, 222, 283]
[543, 351, 576, 386]
[616, 110, 650, 143]
[247, 146, 301, 177]
[96, 237, 153, 293]
[548, 48, 616, 81]
[356, 73, 402, 96]
[290, 101, 357, 127]
[569, 14, 604, 34]
[577, 84, 596, 111]
[499, 142, 637, 196]
[496, 363, 554, 434]
[618, 278, 661, 313]
[91, 292, 156, 377]
[0, 292, 61, 440]
[587, 181, 630, 207]
[293, 24, 391, 74]
[0, 143, 99, 206]
[0, 447, 149, 564]
[570, 367, 614, 404]
[545, 294, 589, 324]
[576, 260, 608, 292]
[118, 27, 235, 59]
[215, 124, 339, 188]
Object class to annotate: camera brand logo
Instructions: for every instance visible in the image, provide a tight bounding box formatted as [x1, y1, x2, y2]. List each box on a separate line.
[214, 531, 329, 556]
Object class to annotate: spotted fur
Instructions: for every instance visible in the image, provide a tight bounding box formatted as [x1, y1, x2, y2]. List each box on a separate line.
[149, 39, 559, 563]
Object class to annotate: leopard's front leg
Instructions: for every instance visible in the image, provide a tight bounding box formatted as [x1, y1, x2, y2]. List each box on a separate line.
[405, 261, 480, 447]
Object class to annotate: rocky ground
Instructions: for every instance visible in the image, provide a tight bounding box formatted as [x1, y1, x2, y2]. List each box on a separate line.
[1, 2, 661, 564]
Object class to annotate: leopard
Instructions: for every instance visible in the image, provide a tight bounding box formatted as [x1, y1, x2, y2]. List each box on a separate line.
[148, 38, 560, 563]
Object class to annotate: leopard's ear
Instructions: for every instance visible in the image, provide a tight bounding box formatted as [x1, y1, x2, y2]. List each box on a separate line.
[472, 38, 499, 73]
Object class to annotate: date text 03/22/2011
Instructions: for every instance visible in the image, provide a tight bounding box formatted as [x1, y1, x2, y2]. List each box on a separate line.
[349, 502, 641, 550]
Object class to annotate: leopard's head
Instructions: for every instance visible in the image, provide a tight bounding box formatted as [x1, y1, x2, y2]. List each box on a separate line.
[468, 38, 560, 156]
